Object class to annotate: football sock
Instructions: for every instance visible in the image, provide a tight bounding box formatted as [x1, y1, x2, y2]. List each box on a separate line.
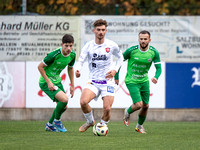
[47, 122, 53, 126]
[49, 109, 56, 124]
[55, 102, 67, 120]
[138, 115, 146, 125]
[60, 105, 67, 115]
[48, 102, 67, 123]
[100, 119, 109, 125]
[127, 106, 134, 114]
[83, 111, 94, 123]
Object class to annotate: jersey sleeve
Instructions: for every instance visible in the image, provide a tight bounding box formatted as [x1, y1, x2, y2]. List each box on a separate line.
[43, 51, 57, 66]
[112, 44, 123, 72]
[75, 43, 89, 71]
[114, 67, 121, 80]
[153, 49, 161, 63]
[123, 47, 133, 60]
[154, 63, 162, 79]
[68, 52, 76, 67]
[153, 50, 162, 79]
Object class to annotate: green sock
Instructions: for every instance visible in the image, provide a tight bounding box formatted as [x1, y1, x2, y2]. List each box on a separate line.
[60, 105, 67, 116]
[55, 102, 67, 120]
[138, 115, 146, 125]
[127, 106, 134, 114]
[49, 109, 56, 124]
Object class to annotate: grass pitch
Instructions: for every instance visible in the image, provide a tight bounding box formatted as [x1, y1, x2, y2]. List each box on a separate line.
[0, 121, 199, 150]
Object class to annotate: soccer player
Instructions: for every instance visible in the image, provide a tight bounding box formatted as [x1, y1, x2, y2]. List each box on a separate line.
[116, 30, 162, 134]
[38, 34, 76, 132]
[75, 19, 123, 132]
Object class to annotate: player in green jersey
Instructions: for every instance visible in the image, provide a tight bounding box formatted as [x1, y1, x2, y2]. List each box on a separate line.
[115, 30, 162, 134]
[38, 34, 76, 132]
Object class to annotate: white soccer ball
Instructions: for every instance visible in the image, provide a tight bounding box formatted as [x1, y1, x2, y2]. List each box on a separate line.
[93, 123, 108, 136]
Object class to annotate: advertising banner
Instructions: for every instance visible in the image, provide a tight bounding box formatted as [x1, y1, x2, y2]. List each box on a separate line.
[0, 62, 25, 108]
[0, 16, 80, 61]
[166, 63, 200, 108]
[81, 16, 200, 62]
[26, 61, 165, 108]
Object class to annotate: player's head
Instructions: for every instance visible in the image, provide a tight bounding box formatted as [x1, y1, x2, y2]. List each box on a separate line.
[61, 34, 74, 56]
[93, 19, 108, 28]
[93, 19, 107, 40]
[62, 34, 74, 44]
[138, 30, 151, 50]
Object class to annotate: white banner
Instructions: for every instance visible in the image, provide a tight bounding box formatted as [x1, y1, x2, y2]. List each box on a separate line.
[0, 16, 80, 61]
[26, 61, 165, 108]
[0, 62, 25, 108]
[1, 16, 200, 62]
[81, 16, 200, 62]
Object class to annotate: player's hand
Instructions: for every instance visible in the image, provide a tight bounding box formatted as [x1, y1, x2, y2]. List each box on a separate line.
[115, 79, 119, 85]
[48, 82, 57, 91]
[105, 70, 117, 80]
[70, 85, 74, 98]
[75, 70, 81, 78]
[151, 77, 158, 84]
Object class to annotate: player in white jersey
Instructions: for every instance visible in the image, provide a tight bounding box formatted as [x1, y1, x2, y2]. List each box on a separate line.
[75, 19, 123, 132]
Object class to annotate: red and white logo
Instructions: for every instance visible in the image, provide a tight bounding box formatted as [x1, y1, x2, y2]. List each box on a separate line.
[105, 48, 110, 53]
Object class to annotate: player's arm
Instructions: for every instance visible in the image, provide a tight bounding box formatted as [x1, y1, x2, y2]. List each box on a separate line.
[106, 45, 123, 80]
[123, 47, 132, 61]
[112, 45, 123, 73]
[38, 62, 55, 91]
[68, 54, 76, 98]
[151, 50, 162, 84]
[113, 47, 132, 83]
[114, 67, 121, 85]
[68, 66, 74, 98]
[75, 43, 88, 78]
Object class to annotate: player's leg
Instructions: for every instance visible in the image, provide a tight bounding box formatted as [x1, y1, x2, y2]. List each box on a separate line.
[135, 81, 150, 134]
[123, 83, 143, 126]
[79, 84, 97, 132]
[44, 83, 68, 132]
[52, 90, 68, 132]
[39, 82, 60, 132]
[101, 96, 114, 125]
[99, 82, 115, 125]
[47, 94, 67, 128]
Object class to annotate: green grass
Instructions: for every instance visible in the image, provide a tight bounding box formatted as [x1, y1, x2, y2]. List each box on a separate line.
[0, 121, 199, 150]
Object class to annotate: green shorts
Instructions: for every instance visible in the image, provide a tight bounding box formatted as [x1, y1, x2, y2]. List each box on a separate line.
[126, 81, 150, 104]
[39, 82, 65, 102]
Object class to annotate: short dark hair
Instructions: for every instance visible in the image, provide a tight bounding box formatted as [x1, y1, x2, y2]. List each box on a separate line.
[93, 19, 108, 28]
[139, 30, 151, 38]
[62, 34, 74, 44]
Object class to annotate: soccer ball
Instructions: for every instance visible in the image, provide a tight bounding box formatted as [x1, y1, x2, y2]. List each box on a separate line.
[93, 123, 108, 136]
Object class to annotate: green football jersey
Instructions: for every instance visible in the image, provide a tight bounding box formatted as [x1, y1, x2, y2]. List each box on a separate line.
[39, 47, 76, 84]
[123, 45, 161, 84]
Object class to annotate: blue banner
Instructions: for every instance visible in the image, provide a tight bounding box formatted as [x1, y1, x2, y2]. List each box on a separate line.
[166, 63, 200, 108]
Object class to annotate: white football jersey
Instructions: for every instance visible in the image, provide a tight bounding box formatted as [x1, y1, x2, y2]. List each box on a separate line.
[76, 39, 123, 80]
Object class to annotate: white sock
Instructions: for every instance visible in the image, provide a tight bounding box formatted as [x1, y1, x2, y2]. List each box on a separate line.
[83, 111, 94, 123]
[136, 123, 143, 128]
[100, 119, 109, 125]
[47, 122, 53, 126]
[54, 119, 60, 121]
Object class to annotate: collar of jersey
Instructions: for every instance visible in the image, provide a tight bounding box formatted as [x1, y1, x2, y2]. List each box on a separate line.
[93, 39, 106, 47]
[60, 47, 70, 57]
[138, 45, 150, 53]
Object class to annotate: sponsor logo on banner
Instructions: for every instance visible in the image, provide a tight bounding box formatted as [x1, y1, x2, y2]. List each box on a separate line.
[0, 62, 14, 107]
[191, 67, 200, 87]
[85, 20, 93, 34]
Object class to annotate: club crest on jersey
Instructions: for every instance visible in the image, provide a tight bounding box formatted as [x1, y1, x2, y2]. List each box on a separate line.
[105, 48, 110, 53]
[148, 58, 152, 62]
